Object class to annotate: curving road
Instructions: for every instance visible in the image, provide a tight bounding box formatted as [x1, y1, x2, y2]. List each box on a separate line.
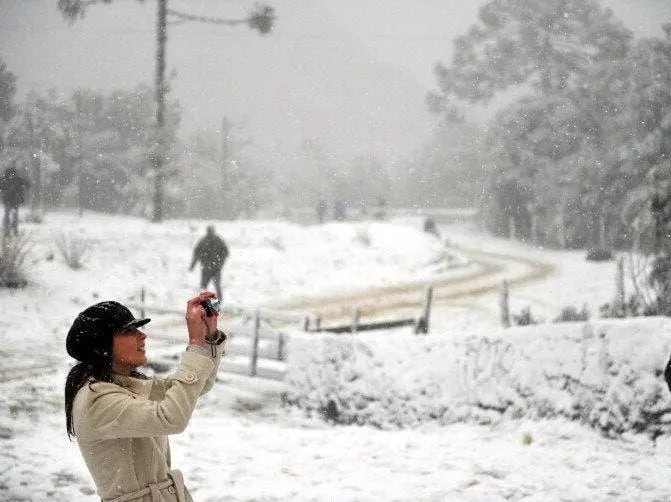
[274, 245, 555, 326]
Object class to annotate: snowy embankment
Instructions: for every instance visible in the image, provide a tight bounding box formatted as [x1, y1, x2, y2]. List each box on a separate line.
[284, 317, 671, 438]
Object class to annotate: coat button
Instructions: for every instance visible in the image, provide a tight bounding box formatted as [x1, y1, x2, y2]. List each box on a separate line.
[184, 372, 196, 382]
[168, 486, 176, 494]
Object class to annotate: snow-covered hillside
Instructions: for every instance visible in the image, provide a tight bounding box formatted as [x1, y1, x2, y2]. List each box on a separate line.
[2, 211, 671, 501]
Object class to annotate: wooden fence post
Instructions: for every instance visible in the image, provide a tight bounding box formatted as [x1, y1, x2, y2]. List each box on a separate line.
[315, 317, 322, 331]
[351, 308, 361, 334]
[500, 279, 510, 328]
[303, 316, 310, 332]
[615, 257, 625, 314]
[140, 287, 146, 318]
[414, 286, 433, 334]
[250, 309, 261, 377]
[277, 331, 285, 361]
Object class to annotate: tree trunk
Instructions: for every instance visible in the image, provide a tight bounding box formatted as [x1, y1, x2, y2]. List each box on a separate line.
[508, 216, 516, 241]
[77, 159, 84, 217]
[30, 149, 42, 220]
[557, 201, 566, 249]
[531, 212, 538, 246]
[500, 279, 510, 328]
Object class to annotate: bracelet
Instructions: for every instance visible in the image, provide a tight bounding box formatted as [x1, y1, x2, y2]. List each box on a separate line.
[203, 330, 226, 358]
[205, 329, 227, 346]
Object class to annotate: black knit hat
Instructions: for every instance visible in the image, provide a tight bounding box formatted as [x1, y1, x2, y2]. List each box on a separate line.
[66, 301, 150, 363]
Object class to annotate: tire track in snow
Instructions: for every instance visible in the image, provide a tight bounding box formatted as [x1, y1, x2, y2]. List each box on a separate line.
[275, 247, 555, 324]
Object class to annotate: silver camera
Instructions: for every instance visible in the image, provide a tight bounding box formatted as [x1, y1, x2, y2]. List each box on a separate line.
[201, 297, 221, 317]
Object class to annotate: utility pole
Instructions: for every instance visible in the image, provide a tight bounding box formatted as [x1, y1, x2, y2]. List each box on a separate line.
[219, 116, 231, 217]
[73, 93, 84, 217]
[58, 1, 276, 223]
[152, 0, 167, 222]
[221, 116, 230, 193]
[25, 108, 43, 221]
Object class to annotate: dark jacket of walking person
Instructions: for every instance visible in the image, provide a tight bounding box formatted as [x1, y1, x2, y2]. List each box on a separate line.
[0, 166, 30, 236]
[64, 293, 227, 502]
[189, 226, 229, 299]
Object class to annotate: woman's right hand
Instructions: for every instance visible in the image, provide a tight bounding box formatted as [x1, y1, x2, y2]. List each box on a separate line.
[185, 292, 217, 347]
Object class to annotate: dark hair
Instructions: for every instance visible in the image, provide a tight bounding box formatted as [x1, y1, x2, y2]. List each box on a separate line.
[65, 360, 147, 439]
[64, 360, 114, 439]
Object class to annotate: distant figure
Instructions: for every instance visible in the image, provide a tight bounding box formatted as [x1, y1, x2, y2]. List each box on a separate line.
[189, 225, 229, 299]
[333, 199, 346, 221]
[0, 166, 31, 237]
[316, 199, 326, 224]
[374, 197, 387, 220]
[423, 217, 440, 238]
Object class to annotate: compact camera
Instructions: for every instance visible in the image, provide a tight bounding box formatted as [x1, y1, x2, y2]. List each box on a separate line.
[201, 297, 222, 317]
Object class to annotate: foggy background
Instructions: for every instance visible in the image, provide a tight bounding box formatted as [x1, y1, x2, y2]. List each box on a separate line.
[0, 0, 669, 237]
[1, 0, 666, 154]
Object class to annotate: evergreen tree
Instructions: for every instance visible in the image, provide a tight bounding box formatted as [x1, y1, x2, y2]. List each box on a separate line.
[429, 0, 634, 244]
[0, 59, 17, 153]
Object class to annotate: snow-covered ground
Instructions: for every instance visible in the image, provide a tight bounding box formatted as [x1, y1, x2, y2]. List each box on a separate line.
[1, 211, 671, 501]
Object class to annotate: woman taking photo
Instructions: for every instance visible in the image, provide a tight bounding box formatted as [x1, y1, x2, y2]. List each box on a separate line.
[64, 292, 226, 502]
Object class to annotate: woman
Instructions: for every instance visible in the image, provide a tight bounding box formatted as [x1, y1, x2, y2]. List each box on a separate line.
[64, 292, 227, 502]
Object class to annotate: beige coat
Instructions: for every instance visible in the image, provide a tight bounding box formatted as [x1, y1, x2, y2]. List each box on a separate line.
[73, 344, 224, 502]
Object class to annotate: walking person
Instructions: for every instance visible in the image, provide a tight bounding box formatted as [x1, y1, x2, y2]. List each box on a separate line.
[0, 166, 31, 236]
[64, 292, 227, 502]
[316, 199, 326, 224]
[189, 225, 229, 300]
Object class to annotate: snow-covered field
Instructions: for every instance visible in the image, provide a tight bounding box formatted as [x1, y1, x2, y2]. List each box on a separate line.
[1, 211, 671, 501]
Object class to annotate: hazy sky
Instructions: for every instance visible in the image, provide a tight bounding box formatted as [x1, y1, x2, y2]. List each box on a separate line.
[0, 0, 669, 165]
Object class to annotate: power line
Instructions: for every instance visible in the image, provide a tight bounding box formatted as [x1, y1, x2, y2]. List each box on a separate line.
[0, 24, 154, 34]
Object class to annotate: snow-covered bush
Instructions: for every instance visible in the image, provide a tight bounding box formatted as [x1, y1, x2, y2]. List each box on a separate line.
[55, 232, 92, 270]
[586, 248, 613, 262]
[284, 318, 671, 438]
[512, 306, 540, 326]
[0, 232, 34, 287]
[553, 304, 590, 323]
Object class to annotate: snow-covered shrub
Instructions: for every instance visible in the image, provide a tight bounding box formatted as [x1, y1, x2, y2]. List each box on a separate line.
[553, 304, 590, 322]
[512, 306, 540, 326]
[264, 236, 285, 252]
[284, 318, 671, 438]
[0, 233, 34, 288]
[586, 248, 613, 262]
[55, 232, 91, 270]
[354, 228, 371, 247]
